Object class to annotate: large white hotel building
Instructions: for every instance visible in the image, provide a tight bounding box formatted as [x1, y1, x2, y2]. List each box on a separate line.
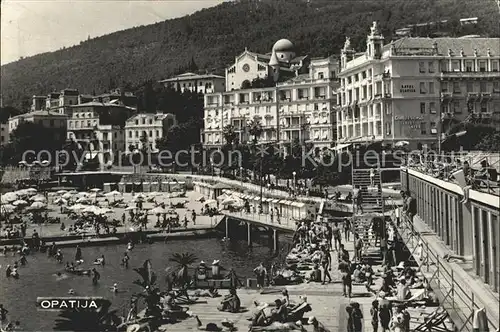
[337, 22, 500, 149]
[202, 39, 340, 152]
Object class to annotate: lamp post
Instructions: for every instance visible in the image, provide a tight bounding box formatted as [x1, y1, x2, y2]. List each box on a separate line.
[240, 166, 243, 187]
[292, 171, 297, 193]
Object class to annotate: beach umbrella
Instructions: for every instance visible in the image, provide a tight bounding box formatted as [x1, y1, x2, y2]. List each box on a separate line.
[69, 204, 86, 211]
[125, 206, 137, 211]
[29, 201, 46, 210]
[26, 188, 38, 193]
[56, 190, 68, 195]
[54, 197, 68, 205]
[89, 188, 102, 193]
[195, 196, 205, 202]
[76, 192, 89, 197]
[148, 192, 162, 197]
[69, 190, 78, 194]
[1, 192, 18, 203]
[150, 206, 166, 215]
[1, 204, 16, 214]
[394, 141, 410, 147]
[31, 195, 47, 203]
[76, 197, 91, 204]
[62, 192, 73, 199]
[82, 205, 101, 214]
[104, 190, 121, 198]
[204, 199, 217, 205]
[12, 199, 28, 206]
[221, 197, 238, 205]
[101, 208, 114, 214]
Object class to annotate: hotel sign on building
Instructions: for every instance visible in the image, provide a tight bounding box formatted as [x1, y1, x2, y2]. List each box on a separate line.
[394, 115, 423, 129]
[399, 84, 416, 93]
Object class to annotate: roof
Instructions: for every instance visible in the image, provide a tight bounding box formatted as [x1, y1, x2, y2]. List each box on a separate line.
[10, 110, 68, 120]
[159, 72, 225, 83]
[273, 39, 295, 52]
[384, 37, 500, 56]
[70, 101, 132, 109]
[126, 112, 175, 122]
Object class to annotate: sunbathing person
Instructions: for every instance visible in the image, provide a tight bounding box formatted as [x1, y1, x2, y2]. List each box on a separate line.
[217, 288, 240, 313]
[254, 289, 290, 309]
[250, 321, 306, 331]
[191, 314, 234, 331]
[190, 287, 219, 298]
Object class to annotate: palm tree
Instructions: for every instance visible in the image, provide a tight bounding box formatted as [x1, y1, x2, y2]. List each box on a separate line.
[54, 299, 121, 331]
[169, 252, 198, 287]
[247, 119, 263, 145]
[222, 124, 237, 146]
[132, 260, 162, 319]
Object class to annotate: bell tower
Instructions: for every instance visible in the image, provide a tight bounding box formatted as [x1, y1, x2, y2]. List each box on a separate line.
[366, 21, 384, 59]
[341, 37, 355, 69]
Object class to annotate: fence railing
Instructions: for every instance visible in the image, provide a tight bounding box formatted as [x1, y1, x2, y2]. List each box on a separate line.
[394, 206, 499, 332]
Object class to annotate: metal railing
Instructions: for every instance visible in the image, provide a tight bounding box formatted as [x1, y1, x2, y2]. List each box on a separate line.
[223, 210, 298, 231]
[395, 208, 499, 332]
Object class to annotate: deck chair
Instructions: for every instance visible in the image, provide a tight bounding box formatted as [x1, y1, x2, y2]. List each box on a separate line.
[287, 302, 312, 321]
[413, 308, 453, 332]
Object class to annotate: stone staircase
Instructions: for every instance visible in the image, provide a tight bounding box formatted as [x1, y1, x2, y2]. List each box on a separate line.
[351, 168, 384, 261]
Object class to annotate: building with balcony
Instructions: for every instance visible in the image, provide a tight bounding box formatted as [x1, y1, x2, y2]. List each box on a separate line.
[0, 122, 9, 146]
[31, 95, 47, 112]
[203, 39, 339, 151]
[66, 102, 135, 163]
[45, 89, 80, 114]
[159, 72, 225, 94]
[124, 112, 177, 153]
[336, 22, 500, 149]
[8, 110, 68, 142]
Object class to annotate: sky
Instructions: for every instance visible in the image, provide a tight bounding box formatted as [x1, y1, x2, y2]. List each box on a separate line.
[0, 0, 224, 65]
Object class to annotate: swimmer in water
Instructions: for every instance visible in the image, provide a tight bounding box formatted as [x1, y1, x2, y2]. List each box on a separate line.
[55, 272, 68, 281]
[127, 242, 134, 251]
[111, 283, 118, 293]
[68, 289, 76, 295]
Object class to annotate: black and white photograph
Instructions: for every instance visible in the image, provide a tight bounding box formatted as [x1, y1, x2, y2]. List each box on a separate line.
[0, 0, 499, 331]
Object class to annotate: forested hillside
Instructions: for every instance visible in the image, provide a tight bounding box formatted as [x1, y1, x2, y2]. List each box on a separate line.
[1, 0, 499, 109]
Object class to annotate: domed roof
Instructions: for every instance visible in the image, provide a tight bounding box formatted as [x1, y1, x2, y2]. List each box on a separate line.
[273, 39, 295, 52]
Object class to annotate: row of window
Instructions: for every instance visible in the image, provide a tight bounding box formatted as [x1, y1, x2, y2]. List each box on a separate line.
[127, 130, 161, 138]
[443, 59, 499, 72]
[442, 81, 500, 94]
[72, 112, 96, 119]
[344, 69, 373, 85]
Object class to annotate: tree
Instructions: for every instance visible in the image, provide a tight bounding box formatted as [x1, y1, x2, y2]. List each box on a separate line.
[140, 132, 149, 153]
[247, 119, 263, 145]
[2, 121, 65, 165]
[169, 252, 198, 288]
[132, 260, 162, 319]
[222, 124, 237, 146]
[53, 299, 120, 331]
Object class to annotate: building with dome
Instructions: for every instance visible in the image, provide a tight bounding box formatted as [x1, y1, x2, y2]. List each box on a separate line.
[203, 39, 340, 152]
[336, 22, 500, 150]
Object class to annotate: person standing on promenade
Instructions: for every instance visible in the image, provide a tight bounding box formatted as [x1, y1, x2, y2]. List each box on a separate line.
[253, 262, 267, 288]
[332, 222, 341, 251]
[354, 233, 363, 263]
[343, 218, 351, 242]
[192, 210, 197, 225]
[321, 246, 332, 285]
[370, 300, 379, 332]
